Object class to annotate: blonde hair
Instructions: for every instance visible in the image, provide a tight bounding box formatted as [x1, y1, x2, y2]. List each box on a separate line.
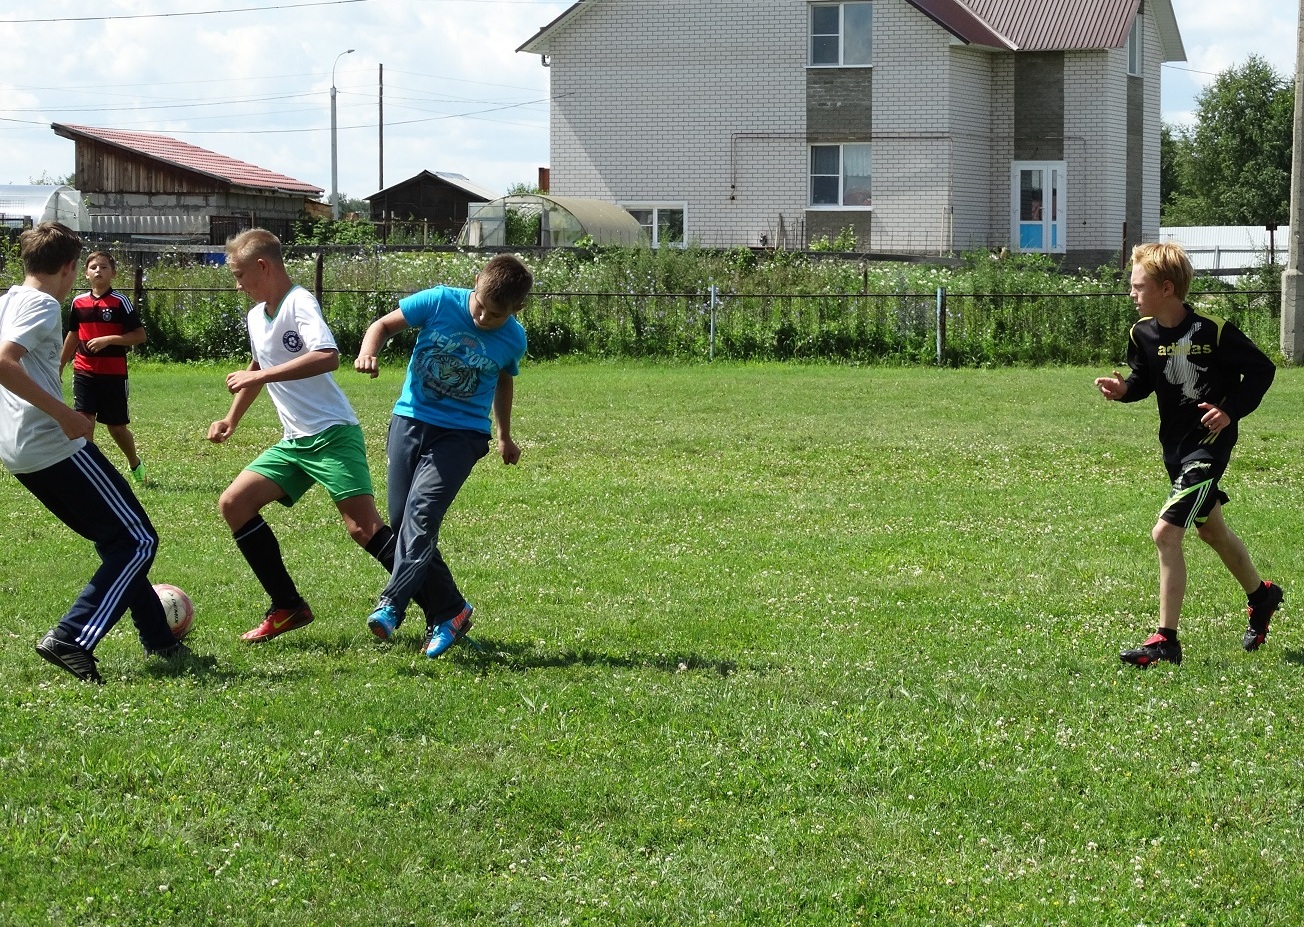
[225, 228, 284, 266]
[1131, 242, 1193, 300]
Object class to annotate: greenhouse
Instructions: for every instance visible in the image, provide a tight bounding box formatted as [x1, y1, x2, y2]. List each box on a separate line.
[459, 194, 646, 247]
[0, 185, 90, 231]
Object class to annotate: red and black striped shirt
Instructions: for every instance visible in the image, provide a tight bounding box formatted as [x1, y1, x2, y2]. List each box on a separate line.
[67, 290, 142, 378]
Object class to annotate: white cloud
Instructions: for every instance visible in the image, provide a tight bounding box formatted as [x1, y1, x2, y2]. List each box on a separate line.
[0, 0, 564, 193]
[1163, 0, 1296, 125]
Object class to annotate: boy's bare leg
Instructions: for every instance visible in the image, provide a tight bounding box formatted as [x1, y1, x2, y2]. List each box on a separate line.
[335, 493, 385, 548]
[106, 422, 141, 470]
[1152, 519, 1187, 631]
[1195, 502, 1262, 594]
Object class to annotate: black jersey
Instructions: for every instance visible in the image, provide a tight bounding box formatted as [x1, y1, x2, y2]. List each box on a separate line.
[1121, 304, 1275, 466]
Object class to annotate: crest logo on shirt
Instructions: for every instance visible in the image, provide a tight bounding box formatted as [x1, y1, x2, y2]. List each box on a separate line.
[100, 308, 113, 321]
[283, 331, 304, 353]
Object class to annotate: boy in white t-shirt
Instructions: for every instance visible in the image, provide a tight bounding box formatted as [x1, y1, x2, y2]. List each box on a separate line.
[208, 229, 407, 642]
[0, 222, 184, 682]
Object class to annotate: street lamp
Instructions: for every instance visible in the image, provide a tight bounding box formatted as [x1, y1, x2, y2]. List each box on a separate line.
[331, 48, 355, 220]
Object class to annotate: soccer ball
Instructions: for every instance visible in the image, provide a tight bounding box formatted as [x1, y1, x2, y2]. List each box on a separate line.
[154, 583, 194, 639]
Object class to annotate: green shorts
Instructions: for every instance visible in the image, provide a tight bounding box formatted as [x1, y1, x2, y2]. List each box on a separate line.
[247, 423, 375, 506]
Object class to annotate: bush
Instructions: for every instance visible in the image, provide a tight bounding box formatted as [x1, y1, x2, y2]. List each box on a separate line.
[116, 246, 1284, 366]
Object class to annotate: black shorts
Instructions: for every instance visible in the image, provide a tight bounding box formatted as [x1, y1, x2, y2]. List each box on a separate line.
[1159, 454, 1230, 528]
[72, 374, 131, 426]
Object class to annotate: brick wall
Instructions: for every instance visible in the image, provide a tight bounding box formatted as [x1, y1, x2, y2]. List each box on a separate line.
[1065, 48, 1128, 263]
[949, 46, 995, 253]
[546, 0, 808, 247]
[538, 0, 1160, 255]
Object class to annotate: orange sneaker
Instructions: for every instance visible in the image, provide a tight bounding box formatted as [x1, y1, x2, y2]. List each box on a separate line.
[242, 602, 315, 643]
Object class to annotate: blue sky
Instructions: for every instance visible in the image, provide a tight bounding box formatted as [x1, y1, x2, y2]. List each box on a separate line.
[0, 0, 1295, 200]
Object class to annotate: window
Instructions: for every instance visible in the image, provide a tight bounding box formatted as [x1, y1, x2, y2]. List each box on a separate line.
[809, 2, 872, 67]
[1127, 16, 1142, 76]
[1010, 161, 1066, 253]
[809, 144, 872, 208]
[625, 205, 685, 248]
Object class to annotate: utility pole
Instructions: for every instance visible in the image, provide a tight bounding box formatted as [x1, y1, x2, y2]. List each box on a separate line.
[378, 63, 384, 191]
[331, 47, 357, 220]
[1282, 0, 1304, 362]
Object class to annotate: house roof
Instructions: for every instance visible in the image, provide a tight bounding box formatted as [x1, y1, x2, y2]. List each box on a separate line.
[518, 0, 593, 53]
[520, 0, 1184, 61]
[368, 170, 498, 202]
[51, 123, 323, 196]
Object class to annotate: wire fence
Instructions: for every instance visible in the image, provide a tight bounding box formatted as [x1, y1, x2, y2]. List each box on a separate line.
[134, 283, 1284, 367]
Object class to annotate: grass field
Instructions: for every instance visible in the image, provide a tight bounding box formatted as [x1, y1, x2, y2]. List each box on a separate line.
[2, 360, 1303, 926]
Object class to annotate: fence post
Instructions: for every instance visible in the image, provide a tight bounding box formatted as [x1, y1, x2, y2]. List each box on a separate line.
[936, 286, 946, 365]
[314, 251, 325, 306]
[708, 284, 718, 361]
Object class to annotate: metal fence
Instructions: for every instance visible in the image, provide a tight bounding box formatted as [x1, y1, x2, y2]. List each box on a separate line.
[133, 280, 1283, 367]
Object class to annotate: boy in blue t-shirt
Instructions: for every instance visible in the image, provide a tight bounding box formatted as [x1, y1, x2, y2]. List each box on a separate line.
[354, 254, 531, 658]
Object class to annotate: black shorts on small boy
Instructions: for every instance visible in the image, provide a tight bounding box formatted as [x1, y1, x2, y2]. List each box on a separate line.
[72, 374, 130, 426]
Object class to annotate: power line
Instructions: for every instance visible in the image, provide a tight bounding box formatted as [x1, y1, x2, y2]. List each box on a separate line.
[0, 0, 371, 24]
[0, 0, 562, 23]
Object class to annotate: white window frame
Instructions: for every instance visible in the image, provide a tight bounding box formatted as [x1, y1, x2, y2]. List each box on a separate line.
[1010, 161, 1066, 254]
[808, 143, 873, 209]
[623, 204, 686, 248]
[808, 2, 873, 68]
[1126, 16, 1143, 76]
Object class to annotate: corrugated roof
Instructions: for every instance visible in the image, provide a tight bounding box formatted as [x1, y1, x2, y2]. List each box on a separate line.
[368, 170, 498, 203]
[907, 0, 1183, 59]
[522, 0, 1182, 61]
[52, 123, 323, 196]
[961, 0, 1139, 50]
[906, 0, 1017, 49]
[433, 172, 499, 201]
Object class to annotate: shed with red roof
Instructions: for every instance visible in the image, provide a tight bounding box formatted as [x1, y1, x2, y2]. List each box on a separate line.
[52, 123, 324, 244]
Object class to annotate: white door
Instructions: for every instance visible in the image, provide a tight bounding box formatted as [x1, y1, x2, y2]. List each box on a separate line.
[1011, 161, 1065, 253]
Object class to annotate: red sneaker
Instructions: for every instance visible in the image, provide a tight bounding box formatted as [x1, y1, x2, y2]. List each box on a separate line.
[242, 602, 315, 643]
[1244, 581, 1284, 652]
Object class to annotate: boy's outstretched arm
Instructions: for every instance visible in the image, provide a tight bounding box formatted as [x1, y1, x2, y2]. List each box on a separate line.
[1095, 369, 1129, 401]
[355, 310, 410, 377]
[494, 370, 520, 465]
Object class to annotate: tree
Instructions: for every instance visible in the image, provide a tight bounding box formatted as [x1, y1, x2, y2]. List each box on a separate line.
[1163, 55, 1293, 226]
[1159, 122, 1189, 220]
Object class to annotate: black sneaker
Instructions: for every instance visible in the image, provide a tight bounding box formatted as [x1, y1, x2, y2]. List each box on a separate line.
[1244, 581, 1284, 652]
[35, 631, 102, 683]
[146, 641, 193, 660]
[1120, 632, 1182, 667]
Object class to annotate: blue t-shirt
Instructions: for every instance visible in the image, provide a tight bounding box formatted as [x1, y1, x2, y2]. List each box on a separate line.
[394, 286, 527, 434]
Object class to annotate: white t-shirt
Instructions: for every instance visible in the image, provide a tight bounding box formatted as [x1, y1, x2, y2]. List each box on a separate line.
[0, 285, 85, 474]
[246, 286, 358, 439]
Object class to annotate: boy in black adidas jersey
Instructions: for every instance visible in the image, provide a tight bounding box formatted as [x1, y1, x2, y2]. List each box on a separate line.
[1095, 242, 1281, 667]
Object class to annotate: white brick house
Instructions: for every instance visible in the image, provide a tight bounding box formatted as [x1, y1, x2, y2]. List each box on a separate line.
[519, 0, 1184, 266]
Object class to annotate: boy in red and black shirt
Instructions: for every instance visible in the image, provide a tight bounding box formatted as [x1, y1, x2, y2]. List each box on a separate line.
[61, 251, 149, 484]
